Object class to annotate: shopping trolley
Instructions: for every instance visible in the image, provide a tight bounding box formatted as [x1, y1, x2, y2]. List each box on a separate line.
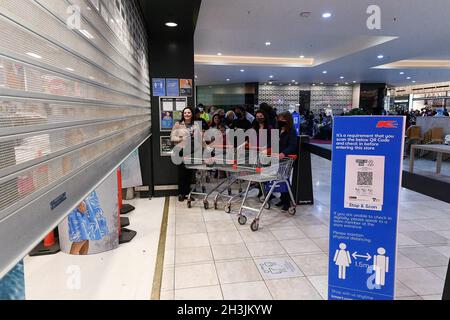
[183, 144, 242, 210]
[236, 154, 297, 231]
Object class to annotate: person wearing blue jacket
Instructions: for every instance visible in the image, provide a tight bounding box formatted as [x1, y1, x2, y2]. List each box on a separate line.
[275, 111, 298, 211]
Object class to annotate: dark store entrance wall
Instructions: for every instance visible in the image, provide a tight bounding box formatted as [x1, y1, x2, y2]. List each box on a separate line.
[359, 83, 387, 115]
[139, 0, 202, 196]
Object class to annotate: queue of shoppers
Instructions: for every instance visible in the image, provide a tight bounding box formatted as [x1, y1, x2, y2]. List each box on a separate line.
[170, 102, 298, 211]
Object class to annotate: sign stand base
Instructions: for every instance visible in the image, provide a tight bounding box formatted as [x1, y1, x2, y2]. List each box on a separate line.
[119, 228, 137, 244]
[120, 204, 135, 215]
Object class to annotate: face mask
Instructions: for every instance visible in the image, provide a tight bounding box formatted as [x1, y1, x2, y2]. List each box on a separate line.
[278, 121, 287, 128]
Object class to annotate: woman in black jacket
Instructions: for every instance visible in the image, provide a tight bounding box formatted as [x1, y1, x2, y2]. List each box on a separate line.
[275, 111, 298, 211]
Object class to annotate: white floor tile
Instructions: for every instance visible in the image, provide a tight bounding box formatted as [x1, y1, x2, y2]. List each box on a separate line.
[266, 277, 322, 300]
[216, 259, 262, 284]
[270, 227, 307, 241]
[397, 268, 445, 296]
[239, 230, 276, 243]
[174, 285, 223, 300]
[279, 238, 322, 255]
[221, 281, 272, 300]
[175, 263, 219, 289]
[176, 222, 207, 235]
[175, 246, 213, 265]
[208, 231, 243, 246]
[246, 241, 286, 258]
[205, 220, 237, 233]
[307, 275, 328, 300]
[210, 243, 250, 261]
[291, 253, 328, 276]
[176, 233, 210, 249]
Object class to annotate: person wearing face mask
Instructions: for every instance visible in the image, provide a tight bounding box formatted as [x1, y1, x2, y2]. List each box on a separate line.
[231, 106, 252, 130]
[275, 111, 298, 212]
[252, 109, 272, 149]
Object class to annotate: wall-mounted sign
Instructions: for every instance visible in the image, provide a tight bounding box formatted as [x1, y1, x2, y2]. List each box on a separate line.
[166, 78, 180, 96]
[159, 97, 187, 132]
[152, 78, 166, 96]
[180, 79, 193, 96]
[328, 116, 405, 300]
[160, 136, 174, 156]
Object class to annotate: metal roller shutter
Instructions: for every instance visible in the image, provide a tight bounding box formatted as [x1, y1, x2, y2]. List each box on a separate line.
[0, 0, 151, 278]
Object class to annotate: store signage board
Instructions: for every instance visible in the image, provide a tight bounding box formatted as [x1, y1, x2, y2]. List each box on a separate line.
[328, 116, 405, 300]
[159, 97, 187, 132]
[152, 78, 166, 96]
[166, 78, 180, 96]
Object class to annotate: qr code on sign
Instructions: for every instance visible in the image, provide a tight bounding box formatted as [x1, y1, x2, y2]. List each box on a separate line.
[357, 172, 373, 186]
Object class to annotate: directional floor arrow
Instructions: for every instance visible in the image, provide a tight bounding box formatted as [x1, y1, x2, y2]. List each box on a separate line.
[352, 252, 372, 261]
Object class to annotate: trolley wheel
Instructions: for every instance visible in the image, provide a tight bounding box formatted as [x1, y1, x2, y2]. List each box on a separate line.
[228, 188, 232, 196]
[239, 188, 243, 193]
[214, 201, 218, 210]
[250, 220, 259, 232]
[264, 202, 271, 210]
[204, 201, 209, 210]
[202, 186, 206, 193]
[288, 207, 296, 215]
[187, 201, 192, 208]
[224, 204, 231, 214]
[259, 196, 265, 203]
[238, 215, 247, 225]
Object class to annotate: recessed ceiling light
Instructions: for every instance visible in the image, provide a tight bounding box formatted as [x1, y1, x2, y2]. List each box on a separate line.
[320, 82, 324, 85]
[65, 67, 74, 72]
[312, 84, 316, 86]
[269, 75, 274, 78]
[345, 82, 349, 85]
[340, 76, 344, 79]
[406, 77, 411, 79]
[89, 76, 95, 80]
[353, 81, 357, 83]
[195, 75, 198, 78]
[26, 52, 42, 59]
[377, 55, 384, 59]
[399, 72, 405, 75]
[217, 52, 223, 56]
[322, 12, 332, 18]
[291, 80, 296, 82]
[226, 78, 230, 81]
[412, 80, 416, 83]
[240, 69, 245, 72]
[268, 82, 273, 85]
[295, 82, 298, 85]
[165, 22, 178, 27]
[322, 71, 327, 74]
[299, 55, 305, 58]
[265, 42, 271, 46]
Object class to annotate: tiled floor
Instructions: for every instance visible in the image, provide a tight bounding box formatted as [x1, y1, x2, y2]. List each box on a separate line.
[161, 155, 450, 300]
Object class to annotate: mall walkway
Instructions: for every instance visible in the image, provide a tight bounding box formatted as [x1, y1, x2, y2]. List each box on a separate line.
[161, 155, 449, 300]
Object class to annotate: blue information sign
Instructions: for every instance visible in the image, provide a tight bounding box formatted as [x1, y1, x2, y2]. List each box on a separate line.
[328, 116, 405, 300]
[152, 78, 166, 96]
[166, 78, 180, 96]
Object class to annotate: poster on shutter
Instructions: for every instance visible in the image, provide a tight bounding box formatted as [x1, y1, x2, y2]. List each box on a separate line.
[120, 149, 143, 188]
[0, 260, 25, 300]
[58, 171, 119, 255]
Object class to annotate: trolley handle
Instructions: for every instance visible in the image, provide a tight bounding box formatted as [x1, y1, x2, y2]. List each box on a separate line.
[269, 153, 298, 160]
